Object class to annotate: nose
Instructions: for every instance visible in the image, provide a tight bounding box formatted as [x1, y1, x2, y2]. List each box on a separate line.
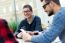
[44, 9, 47, 12]
[24, 13, 27, 16]
[45, 10, 47, 12]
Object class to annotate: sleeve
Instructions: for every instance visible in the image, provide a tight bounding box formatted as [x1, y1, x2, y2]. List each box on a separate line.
[17, 22, 23, 33]
[15, 21, 24, 35]
[31, 14, 65, 43]
[35, 16, 43, 31]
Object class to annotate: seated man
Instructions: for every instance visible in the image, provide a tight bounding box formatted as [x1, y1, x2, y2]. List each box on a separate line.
[0, 19, 18, 43]
[16, 5, 43, 37]
[21, 0, 65, 43]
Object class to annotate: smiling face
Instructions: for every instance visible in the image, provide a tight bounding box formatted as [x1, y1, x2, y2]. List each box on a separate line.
[43, 3, 54, 16]
[41, 0, 54, 16]
[23, 7, 32, 18]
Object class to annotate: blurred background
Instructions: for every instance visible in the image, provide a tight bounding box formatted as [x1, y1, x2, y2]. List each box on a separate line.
[0, 0, 65, 32]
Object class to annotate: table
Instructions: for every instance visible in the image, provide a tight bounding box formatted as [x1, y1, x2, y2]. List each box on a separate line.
[17, 39, 32, 43]
[17, 37, 62, 43]
[52, 37, 62, 43]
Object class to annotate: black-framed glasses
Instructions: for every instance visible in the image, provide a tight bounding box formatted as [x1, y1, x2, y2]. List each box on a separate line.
[42, 3, 49, 9]
[23, 10, 31, 13]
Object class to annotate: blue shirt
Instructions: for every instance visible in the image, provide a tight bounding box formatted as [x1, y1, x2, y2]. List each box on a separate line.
[17, 16, 42, 33]
[31, 7, 65, 43]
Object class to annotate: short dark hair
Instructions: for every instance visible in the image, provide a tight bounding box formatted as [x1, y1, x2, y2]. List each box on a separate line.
[52, 0, 60, 5]
[23, 5, 32, 12]
[40, 0, 43, 2]
[40, 0, 60, 5]
[47, 0, 60, 5]
[40, 0, 51, 3]
[0, 19, 9, 29]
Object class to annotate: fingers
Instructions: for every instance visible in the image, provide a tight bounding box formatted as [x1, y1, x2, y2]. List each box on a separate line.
[17, 32, 22, 38]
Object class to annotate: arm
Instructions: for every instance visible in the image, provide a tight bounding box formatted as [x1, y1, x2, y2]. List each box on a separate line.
[15, 21, 25, 38]
[17, 20, 26, 33]
[31, 14, 65, 43]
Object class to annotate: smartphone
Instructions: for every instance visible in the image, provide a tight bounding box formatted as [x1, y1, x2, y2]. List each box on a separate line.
[20, 29, 26, 33]
[34, 32, 39, 35]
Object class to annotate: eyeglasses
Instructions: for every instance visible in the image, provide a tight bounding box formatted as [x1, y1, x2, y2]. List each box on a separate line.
[23, 10, 31, 13]
[42, 3, 49, 9]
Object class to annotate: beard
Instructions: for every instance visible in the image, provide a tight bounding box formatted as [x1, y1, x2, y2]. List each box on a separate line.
[48, 11, 54, 16]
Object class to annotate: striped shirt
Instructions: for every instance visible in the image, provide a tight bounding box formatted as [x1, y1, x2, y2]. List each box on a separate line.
[31, 7, 65, 43]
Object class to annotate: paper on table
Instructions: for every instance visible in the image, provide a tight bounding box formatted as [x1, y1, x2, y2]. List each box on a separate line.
[20, 29, 26, 33]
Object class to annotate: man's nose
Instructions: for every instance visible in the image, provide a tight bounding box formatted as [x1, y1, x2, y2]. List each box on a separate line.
[25, 13, 28, 14]
[44, 9, 47, 12]
[24, 13, 27, 15]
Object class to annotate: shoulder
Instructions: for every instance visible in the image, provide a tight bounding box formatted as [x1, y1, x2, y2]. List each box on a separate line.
[54, 7, 65, 19]
[34, 16, 41, 20]
[21, 18, 27, 22]
[53, 7, 65, 25]
[20, 18, 27, 24]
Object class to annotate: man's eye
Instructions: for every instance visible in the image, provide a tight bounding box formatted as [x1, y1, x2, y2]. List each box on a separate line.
[40, 0, 43, 2]
[42, 5, 46, 9]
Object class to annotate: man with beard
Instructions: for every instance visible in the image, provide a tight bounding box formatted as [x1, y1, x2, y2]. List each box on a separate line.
[19, 0, 65, 43]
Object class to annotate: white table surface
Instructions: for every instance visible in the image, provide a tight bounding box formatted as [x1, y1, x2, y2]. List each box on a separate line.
[52, 37, 62, 43]
[17, 39, 32, 43]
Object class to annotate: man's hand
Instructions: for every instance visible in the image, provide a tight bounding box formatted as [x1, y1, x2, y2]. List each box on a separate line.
[27, 31, 35, 35]
[17, 32, 22, 38]
[29, 31, 39, 35]
[22, 32, 32, 42]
